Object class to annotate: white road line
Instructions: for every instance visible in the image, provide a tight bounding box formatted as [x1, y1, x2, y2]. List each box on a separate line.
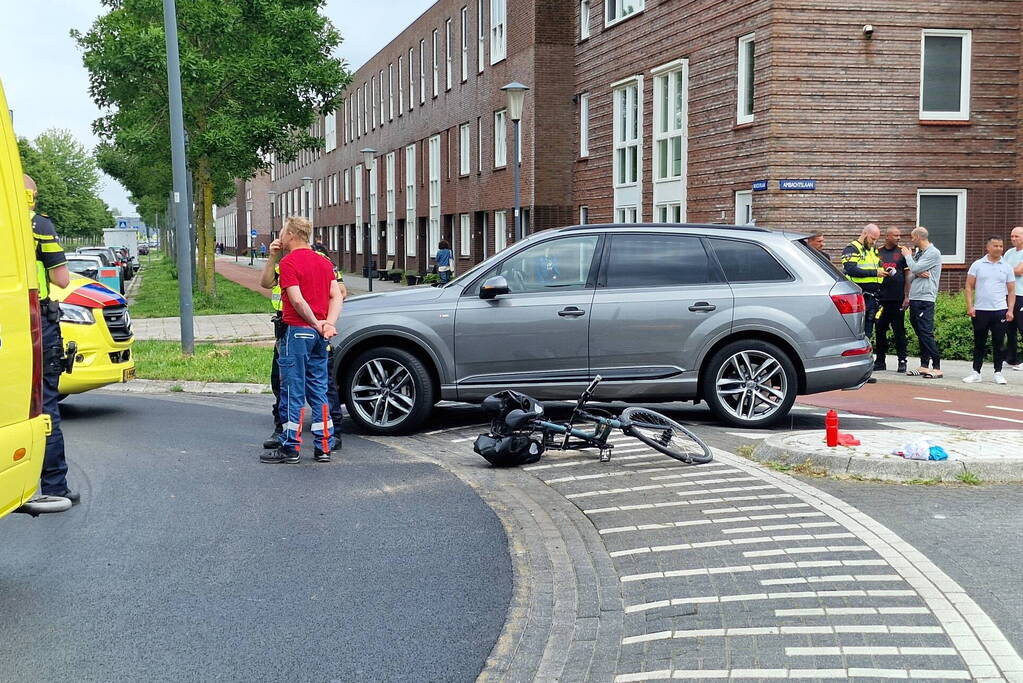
[523, 450, 658, 471]
[775, 607, 931, 616]
[611, 532, 863, 560]
[986, 404, 1023, 414]
[701, 503, 811, 513]
[622, 623, 944, 645]
[582, 492, 796, 515]
[944, 409, 1023, 425]
[913, 397, 953, 404]
[563, 475, 763, 499]
[787, 646, 958, 657]
[722, 521, 840, 534]
[743, 545, 873, 558]
[623, 589, 922, 612]
[760, 574, 903, 586]
[615, 667, 973, 681]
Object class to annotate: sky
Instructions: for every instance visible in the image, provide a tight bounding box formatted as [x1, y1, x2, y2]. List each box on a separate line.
[0, 0, 435, 216]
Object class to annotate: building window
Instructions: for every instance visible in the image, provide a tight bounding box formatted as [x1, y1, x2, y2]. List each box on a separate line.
[579, 92, 590, 157]
[654, 67, 685, 181]
[429, 135, 441, 253]
[920, 29, 971, 121]
[371, 76, 377, 128]
[494, 109, 507, 167]
[379, 69, 386, 125]
[386, 152, 396, 255]
[495, 210, 507, 251]
[445, 19, 453, 90]
[460, 7, 469, 82]
[368, 159, 378, 256]
[477, 116, 483, 172]
[363, 83, 369, 134]
[580, 0, 590, 40]
[317, 178, 323, 209]
[477, 0, 485, 73]
[613, 81, 639, 186]
[419, 40, 426, 104]
[432, 29, 439, 97]
[917, 189, 967, 263]
[614, 206, 638, 223]
[398, 56, 404, 113]
[344, 169, 350, 202]
[606, 0, 643, 26]
[459, 213, 471, 255]
[579, 205, 589, 224]
[490, 0, 506, 64]
[736, 33, 755, 124]
[459, 123, 471, 175]
[388, 64, 394, 120]
[344, 100, 351, 144]
[405, 144, 417, 256]
[354, 164, 363, 253]
[655, 202, 682, 223]
[735, 190, 753, 225]
[408, 49, 415, 109]
[324, 111, 337, 153]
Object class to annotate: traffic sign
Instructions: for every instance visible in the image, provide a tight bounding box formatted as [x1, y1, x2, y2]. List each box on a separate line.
[250, 229, 257, 237]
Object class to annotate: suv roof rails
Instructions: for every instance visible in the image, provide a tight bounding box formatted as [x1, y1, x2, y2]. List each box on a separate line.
[560, 222, 773, 234]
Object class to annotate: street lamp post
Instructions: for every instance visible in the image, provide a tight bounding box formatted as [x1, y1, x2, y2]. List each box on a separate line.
[502, 82, 530, 243]
[245, 198, 254, 265]
[360, 148, 377, 292]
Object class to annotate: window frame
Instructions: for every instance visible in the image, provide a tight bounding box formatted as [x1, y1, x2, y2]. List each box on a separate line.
[919, 29, 972, 121]
[386, 151, 396, 255]
[579, 205, 589, 225]
[405, 144, 417, 256]
[432, 29, 440, 97]
[734, 189, 753, 226]
[477, 116, 483, 173]
[388, 64, 394, 120]
[398, 56, 404, 114]
[324, 111, 337, 153]
[408, 48, 415, 110]
[371, 75, 377, 129]
[736, 32, 755, 125]
[459, 122, 471, 175]
[605, 0, 644, 28]
[445, 18, 453, 91]
[580, 0, 591, 40]
[707, 237, 794, 284]
[600, 233, 722, 289]
[343, 169, 350, 202]
[495, 211, 507, 251]
[477, 0, 485, 73]
[459, 213, 471, 256]
[579, 92, 590, 157]
[460, 7, 469, 82]
[419, 40, 426, 104]
[612, 77, 642, 197]
[494, 109, 508, 168]
[916, 188, 968, 264]
[490, 0, 506, 64]
[379, 69, 386, 125]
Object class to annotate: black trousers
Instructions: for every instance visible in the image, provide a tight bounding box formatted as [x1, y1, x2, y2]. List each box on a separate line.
[41, 314, 69, 495]
[863, 291, 881, 339]
[1005, 300, 1023, 366]
[972, 309, 1008, 373]
[875, 301, 908, 361]
[909, 300, 941, 370]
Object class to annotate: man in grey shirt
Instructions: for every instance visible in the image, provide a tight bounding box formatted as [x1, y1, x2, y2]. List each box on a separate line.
[963, 236, 1016, 384]
[900, 227, 943, 378]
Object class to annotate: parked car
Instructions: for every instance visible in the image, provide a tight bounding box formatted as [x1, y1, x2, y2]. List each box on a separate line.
[330, 223, 873, 435]
[66, 254, 122, 294]
[51, 275, 135, 397]
[77, 247, 128, 290]
[138, 243, 149, 256]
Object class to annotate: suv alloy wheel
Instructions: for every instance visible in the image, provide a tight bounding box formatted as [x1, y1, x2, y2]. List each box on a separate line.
[703, 339, 797, 428]
[342, 346, 435, 434]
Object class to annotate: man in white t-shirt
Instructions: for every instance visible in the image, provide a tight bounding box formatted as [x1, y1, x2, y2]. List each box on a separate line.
[1003, 226, 1023, 370]
[963, 236, 1017, 384]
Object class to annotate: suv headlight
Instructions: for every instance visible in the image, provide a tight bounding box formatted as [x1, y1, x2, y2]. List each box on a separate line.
[59, 303, 95, 324]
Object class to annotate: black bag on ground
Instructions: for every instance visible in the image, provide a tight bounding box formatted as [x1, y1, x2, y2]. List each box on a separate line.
[473, 433, 543, 467]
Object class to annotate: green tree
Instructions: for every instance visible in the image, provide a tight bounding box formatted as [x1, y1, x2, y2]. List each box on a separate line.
[18, 129, 114, 237]
[74, 0, 350, 294]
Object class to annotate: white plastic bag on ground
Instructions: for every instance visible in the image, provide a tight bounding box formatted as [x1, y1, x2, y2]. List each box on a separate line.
[900, 438, 934, 460]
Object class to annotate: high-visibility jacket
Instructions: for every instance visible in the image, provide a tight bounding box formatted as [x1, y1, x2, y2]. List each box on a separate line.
[841, 239, 882, 287]
[31, 211, 66, 300]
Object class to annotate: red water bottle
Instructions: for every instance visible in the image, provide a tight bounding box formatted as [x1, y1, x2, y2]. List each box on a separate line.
[825, 409, 839, 447]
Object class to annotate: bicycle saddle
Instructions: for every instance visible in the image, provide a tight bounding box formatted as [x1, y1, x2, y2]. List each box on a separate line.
[505, 407, 542, 430]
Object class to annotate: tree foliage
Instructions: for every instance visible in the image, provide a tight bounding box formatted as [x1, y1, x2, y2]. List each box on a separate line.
[18, 129, 114, 237]
[74, 0, 351, 293]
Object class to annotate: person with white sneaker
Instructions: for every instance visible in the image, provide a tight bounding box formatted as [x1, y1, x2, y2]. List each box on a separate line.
[1002, 226, 1023, 371]
[963, 236, 1016, 385]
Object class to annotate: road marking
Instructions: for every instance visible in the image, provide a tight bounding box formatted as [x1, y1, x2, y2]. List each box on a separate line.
[986, 404, 1023, 414]
[743, 544, 873, 558]
[721, 521, 840, 534]
[622, 623, 945, 645]
[944, 409, 1023, 425]
[623, 589, 922, 611]
[523, 450, 658, 471]
[775, 606, 931, 616]
[760, 573, 903, 586]
[787, 646, 959, 656]
[582, 492, 795, 515]
[914, 396, 953, 403]
[615, 667, 974, 681]
[612, 532, 862, 561]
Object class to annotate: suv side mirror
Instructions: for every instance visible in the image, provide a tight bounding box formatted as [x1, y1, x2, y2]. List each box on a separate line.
[479, 275, 510, 299]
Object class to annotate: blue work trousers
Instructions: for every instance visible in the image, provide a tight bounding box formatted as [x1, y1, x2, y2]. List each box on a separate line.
[279, 325, 334, 453]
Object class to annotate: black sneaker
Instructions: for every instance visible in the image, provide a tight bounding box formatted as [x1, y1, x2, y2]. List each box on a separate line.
[873, 360, 886, 371]
[263, 431, 284, 449]
[897, 360, 908, 374]
[260, 447, 299, 464]
[58, 489, 81, 505]
[314, 449, 331, 463]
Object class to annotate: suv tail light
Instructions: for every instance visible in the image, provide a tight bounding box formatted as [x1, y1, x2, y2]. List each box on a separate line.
[842, 344, 873, 357]
[831, 293, 865, 315]
[29, 289, 43, 418]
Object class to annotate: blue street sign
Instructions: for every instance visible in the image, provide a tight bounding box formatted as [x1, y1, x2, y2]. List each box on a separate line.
[118, 220, 127, 227]
[752, 180, 768, 192]
[779, 179, 816, 191]
[250, 229, 257, 237]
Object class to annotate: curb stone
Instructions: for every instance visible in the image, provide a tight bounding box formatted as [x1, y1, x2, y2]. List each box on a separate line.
[753, 431, 1022, 483]
[100, 379, 271, 395]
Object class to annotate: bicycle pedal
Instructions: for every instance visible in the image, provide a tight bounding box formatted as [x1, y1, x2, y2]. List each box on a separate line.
[599, 450, 612, 463]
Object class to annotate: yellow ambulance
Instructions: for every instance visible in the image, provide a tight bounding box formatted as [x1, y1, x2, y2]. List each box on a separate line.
[0, 79, 51, 519]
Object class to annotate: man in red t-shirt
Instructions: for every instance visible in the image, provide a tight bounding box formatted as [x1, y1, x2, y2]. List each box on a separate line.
[261, 217, 343, 464]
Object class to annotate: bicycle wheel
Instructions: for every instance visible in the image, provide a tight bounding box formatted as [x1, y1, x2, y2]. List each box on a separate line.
[620, 407, 713, 464]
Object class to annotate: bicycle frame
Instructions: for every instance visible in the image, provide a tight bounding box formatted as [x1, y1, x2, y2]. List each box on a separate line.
[530, 375, 627, 458]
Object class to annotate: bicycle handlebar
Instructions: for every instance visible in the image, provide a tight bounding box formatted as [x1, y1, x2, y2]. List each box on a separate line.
[577, 374, 602, 407]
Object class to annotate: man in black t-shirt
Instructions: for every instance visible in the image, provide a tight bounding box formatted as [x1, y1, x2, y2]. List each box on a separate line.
[875, 227, 911, 373]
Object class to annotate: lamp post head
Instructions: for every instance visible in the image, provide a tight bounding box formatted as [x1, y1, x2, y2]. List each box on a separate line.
[301, 176, 313, 193]
[268, 190, 277, 201]
[245, 199, 253, 212]
[501, 82, 530, 122]
[360, 147, 377, 168]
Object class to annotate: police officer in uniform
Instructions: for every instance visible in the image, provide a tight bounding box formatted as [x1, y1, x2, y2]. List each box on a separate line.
[24, 174, 78, 508]
[259, 235, 346, 449]
[842, 223, 889, 384]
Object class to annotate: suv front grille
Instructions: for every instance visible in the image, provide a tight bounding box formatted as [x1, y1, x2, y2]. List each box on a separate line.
[103, 305, 133, 341]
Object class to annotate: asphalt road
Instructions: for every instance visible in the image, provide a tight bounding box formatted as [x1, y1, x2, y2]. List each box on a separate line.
[0, 393, 511, 683]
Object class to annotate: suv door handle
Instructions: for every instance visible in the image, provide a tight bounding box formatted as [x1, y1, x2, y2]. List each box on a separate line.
[688, 302, 716, 312]
[558, 307, 586, 318]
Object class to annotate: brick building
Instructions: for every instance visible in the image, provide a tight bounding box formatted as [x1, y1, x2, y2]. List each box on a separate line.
[260, 0, 1023, 288]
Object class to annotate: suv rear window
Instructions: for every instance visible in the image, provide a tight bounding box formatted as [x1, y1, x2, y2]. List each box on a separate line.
[794, 238, 843, 282]
[605, 234, 721, 288]
[708, 239, 791, 283]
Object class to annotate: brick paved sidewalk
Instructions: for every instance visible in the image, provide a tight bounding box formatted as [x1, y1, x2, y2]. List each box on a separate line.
[215, 255, 404, 298]
[132, 312, 273, 342]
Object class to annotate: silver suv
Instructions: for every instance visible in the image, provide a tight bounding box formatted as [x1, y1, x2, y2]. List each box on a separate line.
[332, 223, 872, 434]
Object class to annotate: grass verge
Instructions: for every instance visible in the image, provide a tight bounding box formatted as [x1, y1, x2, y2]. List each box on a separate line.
[130, 254, 272, 318]
[133, 340, 273, 384]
